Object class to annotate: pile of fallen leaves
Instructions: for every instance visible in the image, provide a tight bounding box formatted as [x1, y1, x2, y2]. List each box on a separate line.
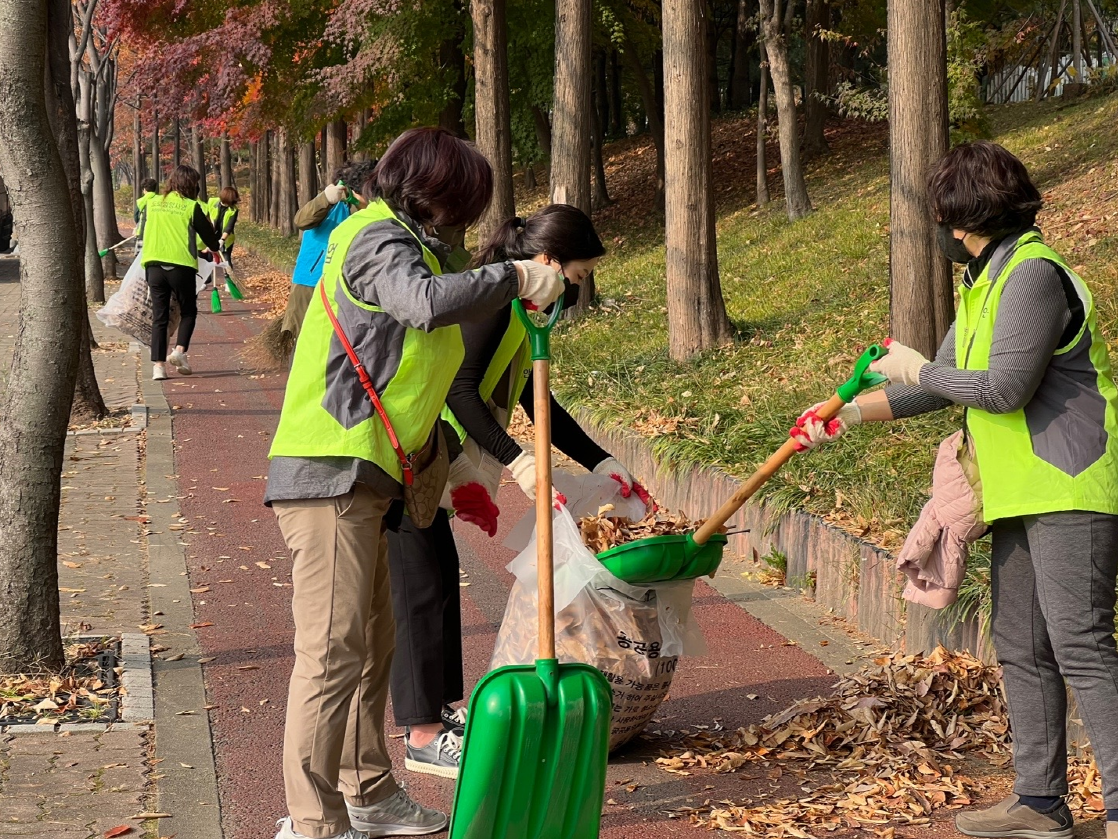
[0, 638, 120, 726]
[238, 270, 291, 318]
[579, 506, 705, 553]
[655, 647, 1104, 835]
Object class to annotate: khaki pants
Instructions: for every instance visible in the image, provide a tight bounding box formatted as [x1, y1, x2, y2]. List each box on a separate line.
[274, 485, 399, 836]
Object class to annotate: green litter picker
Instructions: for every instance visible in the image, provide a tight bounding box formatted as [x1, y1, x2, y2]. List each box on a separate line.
[597, 344, 888, 586]
[98, 235, 136, 257]
[450, 299, 613, 839]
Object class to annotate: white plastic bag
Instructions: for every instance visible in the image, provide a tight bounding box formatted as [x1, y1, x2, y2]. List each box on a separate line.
[96, 249, 212, 346]
[490, 476, 705, 751]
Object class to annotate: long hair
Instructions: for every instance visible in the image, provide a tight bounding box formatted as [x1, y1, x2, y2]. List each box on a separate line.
[472, 204, 606, 268]
[164, 165, 201, 201]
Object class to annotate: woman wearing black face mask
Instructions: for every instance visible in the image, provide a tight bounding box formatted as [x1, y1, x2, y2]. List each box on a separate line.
[795, 142, 1118, 839]
[384, 203, 652, 780]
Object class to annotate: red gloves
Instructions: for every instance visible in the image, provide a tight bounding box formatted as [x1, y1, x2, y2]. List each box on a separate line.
[449, 482, 500, 537]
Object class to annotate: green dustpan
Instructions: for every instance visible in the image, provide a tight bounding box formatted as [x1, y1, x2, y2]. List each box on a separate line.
[451, 299, 612, 839]
[597, 344, 888, 585]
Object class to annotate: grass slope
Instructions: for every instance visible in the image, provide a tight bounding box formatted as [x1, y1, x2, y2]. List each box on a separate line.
[546, 94, 1118, 554]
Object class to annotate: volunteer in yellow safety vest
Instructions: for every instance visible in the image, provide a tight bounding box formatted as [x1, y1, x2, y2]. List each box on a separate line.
[796, 141, 1118, 839]
[384, 204, 653, 780]
[133, 178, 158, 247]
[140, 165, 222, 380]
[264, 127, 566, 839]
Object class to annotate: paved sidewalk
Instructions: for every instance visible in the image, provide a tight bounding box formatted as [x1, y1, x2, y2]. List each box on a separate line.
[0, 257, 154, 838]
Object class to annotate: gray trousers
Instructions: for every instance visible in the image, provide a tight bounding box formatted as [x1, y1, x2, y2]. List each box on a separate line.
[991, 511, 1118, 807]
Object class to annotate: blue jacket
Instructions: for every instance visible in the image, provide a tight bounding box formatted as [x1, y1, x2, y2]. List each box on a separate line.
[292, 201, 351, 287]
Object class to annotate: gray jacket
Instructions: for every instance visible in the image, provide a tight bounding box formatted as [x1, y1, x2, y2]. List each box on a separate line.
[265, 207, 518, 505]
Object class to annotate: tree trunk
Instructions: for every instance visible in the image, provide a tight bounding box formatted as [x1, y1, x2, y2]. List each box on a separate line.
[261, 131, 272, 224]
[592, 53, 612, 209]
[133, 106, 145, 187]
[270, 131, 282, 229]
[553, 0, 594, 312]
[887, 0, 953, 356]
[298, 141, 316, 207]
[707, 1, 722, 113]
[662, 0, 732, 361]
[250, 141, 260, 221]
[524, 163, 537, 190]
[278, 129, 296, 236]
[622, 36, 666, 195]
[756, 45, 771, 206]
[596, 51, 611, 141]
[727, 0, 753, 109]
[90, 132, 120, 285]
[151, 110, 160, 182]
[802, 0, 831, 160]
[760, 0, 812, 220]
[192, 124, 207, 203]
[471, 0, 516, 243]
[76, 74, 105, 302]
[0, 0, 84, 671]
[439, 22, 469, 138]
[531, 104, 552, 160]
[318, 126, 329, 185]
[220, 135, 233, 188]
[1073, 0, 1084, 78]
[72, 315, 107, 422]
[326, 119, 347, 180]
[171, 118, 181, 169]
[610, 50, 624, 136]
[132, 107, 143, 212]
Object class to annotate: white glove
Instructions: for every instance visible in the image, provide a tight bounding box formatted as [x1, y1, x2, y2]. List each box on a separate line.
[869, 339, 929, 387]
[508, 451, 567, 505]
[324, 183, 345, 205]
[593, 457, 653, 507]
[790, 401, 862, 451]
[513, 260, 564, 310]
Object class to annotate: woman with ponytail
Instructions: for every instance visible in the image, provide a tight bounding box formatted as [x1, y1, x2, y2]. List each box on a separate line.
[385, 203, 651, 780]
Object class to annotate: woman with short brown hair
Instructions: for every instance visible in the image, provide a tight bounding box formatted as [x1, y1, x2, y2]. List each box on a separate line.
[797, 141, 1118, 839]
[266, 127, 566, 839]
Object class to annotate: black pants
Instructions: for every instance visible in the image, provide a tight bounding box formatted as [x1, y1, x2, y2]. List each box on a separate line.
[147, 263, 197, 362]
[386, 509, 464, 727]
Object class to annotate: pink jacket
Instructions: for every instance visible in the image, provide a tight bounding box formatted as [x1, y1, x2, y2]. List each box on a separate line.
[896, 430, 988, 609]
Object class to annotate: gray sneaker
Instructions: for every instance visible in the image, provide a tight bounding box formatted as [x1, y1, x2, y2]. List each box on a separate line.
[404, 729, 461, 779]
[274, 817, 364, 839]
[955, 794, 1073, 839]
[347, 789, 448, 837]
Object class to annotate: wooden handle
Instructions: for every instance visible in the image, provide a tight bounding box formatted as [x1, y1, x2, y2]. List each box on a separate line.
[533, 358, 555, 661]
[692, 393, 846, 546]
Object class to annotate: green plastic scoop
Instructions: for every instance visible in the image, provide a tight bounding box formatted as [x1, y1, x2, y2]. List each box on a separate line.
[451, 297, 611, 839]
[598, 344, 888, 585]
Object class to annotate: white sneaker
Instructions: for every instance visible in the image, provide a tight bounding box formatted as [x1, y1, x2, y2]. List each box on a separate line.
[152, 364, 168, 381]
[405, 729, 461, 779]
[274, 817, 364, 839]
[167, 348, 192, 375]
[347, 789, 448, 836]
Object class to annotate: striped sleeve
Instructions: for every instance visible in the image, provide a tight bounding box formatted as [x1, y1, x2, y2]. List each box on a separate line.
[885, 324, 956, 419]
[915, 259, 1071, 415]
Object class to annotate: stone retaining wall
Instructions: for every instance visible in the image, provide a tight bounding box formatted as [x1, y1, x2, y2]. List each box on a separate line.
[578, 411, 994, 660]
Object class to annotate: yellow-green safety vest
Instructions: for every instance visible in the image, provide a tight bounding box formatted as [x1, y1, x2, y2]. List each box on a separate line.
[141, 192, 201, 268]
[210, 202, 238, 248]
[442, 311, 532, 441]
[268, 201, 465, 482]
[957, 230, 1118, 521]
